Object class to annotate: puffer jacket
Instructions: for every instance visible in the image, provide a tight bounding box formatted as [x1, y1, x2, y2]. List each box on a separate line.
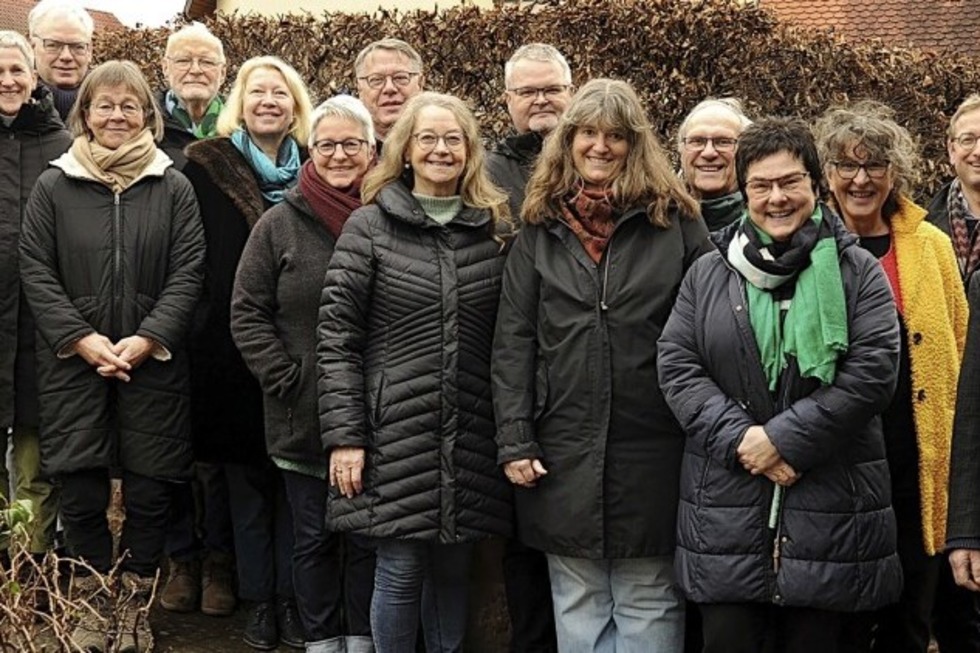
[317, 180, 511, 543]
[492, 202, 712, 559]
[19, 149, 205, 479]
[657, 210, 902, 612]
[231, 188, 336, 466]
[486, 131, 544, 222]
[0, 87, 71, 428]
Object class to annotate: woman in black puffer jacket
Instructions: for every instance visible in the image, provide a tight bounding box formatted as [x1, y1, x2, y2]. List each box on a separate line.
[317, 91, 511, 653]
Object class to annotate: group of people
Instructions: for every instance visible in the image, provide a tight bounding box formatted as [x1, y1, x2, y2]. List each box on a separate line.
[7, 1, 980, 653]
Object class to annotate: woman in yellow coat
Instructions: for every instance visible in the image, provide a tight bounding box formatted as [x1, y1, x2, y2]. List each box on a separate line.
[814, 101, 967, 653]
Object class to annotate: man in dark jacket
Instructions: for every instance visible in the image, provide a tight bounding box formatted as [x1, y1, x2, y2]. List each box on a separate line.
[155, 22, 237, 619]
[27, 0, 92, 121]
[486, 43, 573, 653]
[486, 44, 573, 222]
[930, 93, 980, 651]
[353, 38, 424, 153]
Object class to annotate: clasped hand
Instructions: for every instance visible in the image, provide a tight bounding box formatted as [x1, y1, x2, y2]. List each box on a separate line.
[74, 333, 156, 382]
[737, 425, 801, 487]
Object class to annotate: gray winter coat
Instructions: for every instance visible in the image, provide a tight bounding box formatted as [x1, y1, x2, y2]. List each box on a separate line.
[657, 213, 902, 612]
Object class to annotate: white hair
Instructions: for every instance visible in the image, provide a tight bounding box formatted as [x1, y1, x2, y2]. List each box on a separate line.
[28, 0, 94, 39]
[165, 22, 224, 60]
[504, 43, 572, 88]
[309, 94, 375, 147]
[676, 97, 753, 150]
[0, 30, 35, 69]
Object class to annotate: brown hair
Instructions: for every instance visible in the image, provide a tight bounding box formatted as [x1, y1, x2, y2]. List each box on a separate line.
[67, 60, 164, 141]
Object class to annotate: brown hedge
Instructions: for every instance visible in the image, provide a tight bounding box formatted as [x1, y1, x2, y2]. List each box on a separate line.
[93, 0, 980, 201]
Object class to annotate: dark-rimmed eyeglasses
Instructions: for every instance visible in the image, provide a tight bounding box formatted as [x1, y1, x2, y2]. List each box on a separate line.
[507, 85, 570, 100]
[831, 161, 890, 180]
[682, 136, 737, 152]
[39, 38, 90, 56]
[167, 56, 223, 73]
[357, 72, 420, 90]
[413, 131, 465, 151]
[745, 171, 810, 199]
[313, 138, 368, 157]
[952, 133, 980, 151]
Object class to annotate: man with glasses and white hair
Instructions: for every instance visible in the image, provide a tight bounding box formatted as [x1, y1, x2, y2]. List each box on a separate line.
[353, 38, 424, 150]
[27, 0, 93, 120]
[158, 22, 227, 170]
[487, 43, 573, 223]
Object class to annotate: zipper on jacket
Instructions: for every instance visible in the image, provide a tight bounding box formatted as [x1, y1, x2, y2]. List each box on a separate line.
[600, 237, 614, 311]
[113, 193, 121, 336]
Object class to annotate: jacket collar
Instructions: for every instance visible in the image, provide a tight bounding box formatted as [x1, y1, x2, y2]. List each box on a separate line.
[889, 195, 927, 235]
[493, 131, 545, 166]
[185, 137, 266, 228]
[375, 179, 490, 229]
[2, 86, 66, 136]
[50, 147, 173, 186]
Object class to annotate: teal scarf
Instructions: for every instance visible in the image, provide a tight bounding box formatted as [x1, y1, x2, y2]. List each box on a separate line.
[165, 90, 223, 139]
[727, 206, 848, 391]
[230, 129, 300, 205]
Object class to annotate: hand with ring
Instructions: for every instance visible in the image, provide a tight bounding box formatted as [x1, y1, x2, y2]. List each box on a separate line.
[503, 458, 548, 488]
[329, 446, 366, 499]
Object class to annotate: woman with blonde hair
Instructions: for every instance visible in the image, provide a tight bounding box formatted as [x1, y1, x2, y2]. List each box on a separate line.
[317, 91, 511, 652]
[814, 100, 967, 653]
[492, 78, 711, 652]
[182, 55, 313, 651]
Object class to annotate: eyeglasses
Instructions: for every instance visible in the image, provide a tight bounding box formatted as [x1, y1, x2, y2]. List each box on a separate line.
[357, 71, 420, 90]
[413, 131, 465, 151]
[88, 101, 144, 118]
[167, 56, 223, 73]
[507, 85, 570, 100]
[745, 171, 810, 198]
[313, 138, 368, 157]
[38, 38, 90, 56]
[682, 136, 738, 152]
[953, 133, 980, 151]
[831, 160, 889, 180]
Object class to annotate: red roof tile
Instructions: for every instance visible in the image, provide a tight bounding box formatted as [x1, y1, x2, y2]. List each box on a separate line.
[760, 0, 980, 59]
[0, 0, 125, 36]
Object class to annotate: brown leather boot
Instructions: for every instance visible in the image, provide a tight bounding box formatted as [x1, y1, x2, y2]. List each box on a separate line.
[116, 572, 155, 653]
[159, 558, 199, 613]
[200, 552, 236, 616]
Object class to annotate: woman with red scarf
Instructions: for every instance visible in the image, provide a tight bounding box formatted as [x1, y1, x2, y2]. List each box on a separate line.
[230, 95, 377, 653]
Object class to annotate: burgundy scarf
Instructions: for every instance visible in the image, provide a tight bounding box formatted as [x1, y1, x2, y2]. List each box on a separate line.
[560, 184, 617, 263]
[298, 159, 362, 239]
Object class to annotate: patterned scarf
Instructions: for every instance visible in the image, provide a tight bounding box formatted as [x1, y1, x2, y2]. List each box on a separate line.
[560, 184, 616, 263]
[229, 128, 301, 205]
[946, 178, 980, 279]
[298, 159, 361, 239]
[165, 90, 223, 139]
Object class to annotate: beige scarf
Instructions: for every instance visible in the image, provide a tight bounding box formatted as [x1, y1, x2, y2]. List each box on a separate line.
[70, 129, 159, 193]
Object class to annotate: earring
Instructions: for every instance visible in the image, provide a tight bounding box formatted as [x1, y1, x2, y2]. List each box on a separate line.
[404, 161, 411, 170]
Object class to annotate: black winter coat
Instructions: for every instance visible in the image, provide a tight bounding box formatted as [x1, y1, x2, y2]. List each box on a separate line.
[231, 187, 337, 467]
[156, 91, 196, 171]
[657, 214, 902, 612]
[317, 180, 512, 543]
[20, 150, 205, 479]
[486, 131, 543, 222]
[0, 87, 70, 428]
[182, 138, 270, 464]
[492, 204, 712, 559]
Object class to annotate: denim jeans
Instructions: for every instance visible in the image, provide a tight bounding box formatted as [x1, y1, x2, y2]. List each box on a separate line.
[370, 539, 472, 653]
[546, 554, 684, 653]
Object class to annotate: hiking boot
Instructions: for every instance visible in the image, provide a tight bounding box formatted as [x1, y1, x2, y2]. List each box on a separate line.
[277, 597, 306, 649]
[200, 552, 235, 616]
[116, 572, 155, 653]
[159, 557, 199, 613]
[70, 574, 111, 652]
[243, 600, 278, 651]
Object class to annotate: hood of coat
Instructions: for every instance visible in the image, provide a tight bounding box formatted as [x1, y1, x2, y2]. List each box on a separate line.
[50, 147, 173, 186]
[2, 86, 66, 137]
[493, 130, 545, 167]
[375, 178, 491, 230]
[710, 201, 858, 255]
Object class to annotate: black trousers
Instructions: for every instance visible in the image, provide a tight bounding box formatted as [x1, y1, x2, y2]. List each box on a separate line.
[503, 538, 557, 653]
[164, 462, 234, 560]
[60, 468, 171, 577]
[700, 602, 871, 653]
[281, 469, 374, 640]
[933, 559, 980, 653]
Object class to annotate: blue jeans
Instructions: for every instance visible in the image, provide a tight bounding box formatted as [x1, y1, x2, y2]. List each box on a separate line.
[370, 539, 472, 653]
[546, 554, 684, 653]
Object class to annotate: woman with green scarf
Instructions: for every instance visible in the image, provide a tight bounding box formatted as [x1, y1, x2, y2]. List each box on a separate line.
[658, 117, 902, 653]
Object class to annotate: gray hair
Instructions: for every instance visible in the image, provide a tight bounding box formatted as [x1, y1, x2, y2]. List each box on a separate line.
[504, 43, 572, 88]
[353, 38, 423, 76]
[28, 0, 94, 40]
[0, 30, 35, 70]
[676, 97, 753, 150]
[165, 22, 224, 61]
[309, 94, 375, 147]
